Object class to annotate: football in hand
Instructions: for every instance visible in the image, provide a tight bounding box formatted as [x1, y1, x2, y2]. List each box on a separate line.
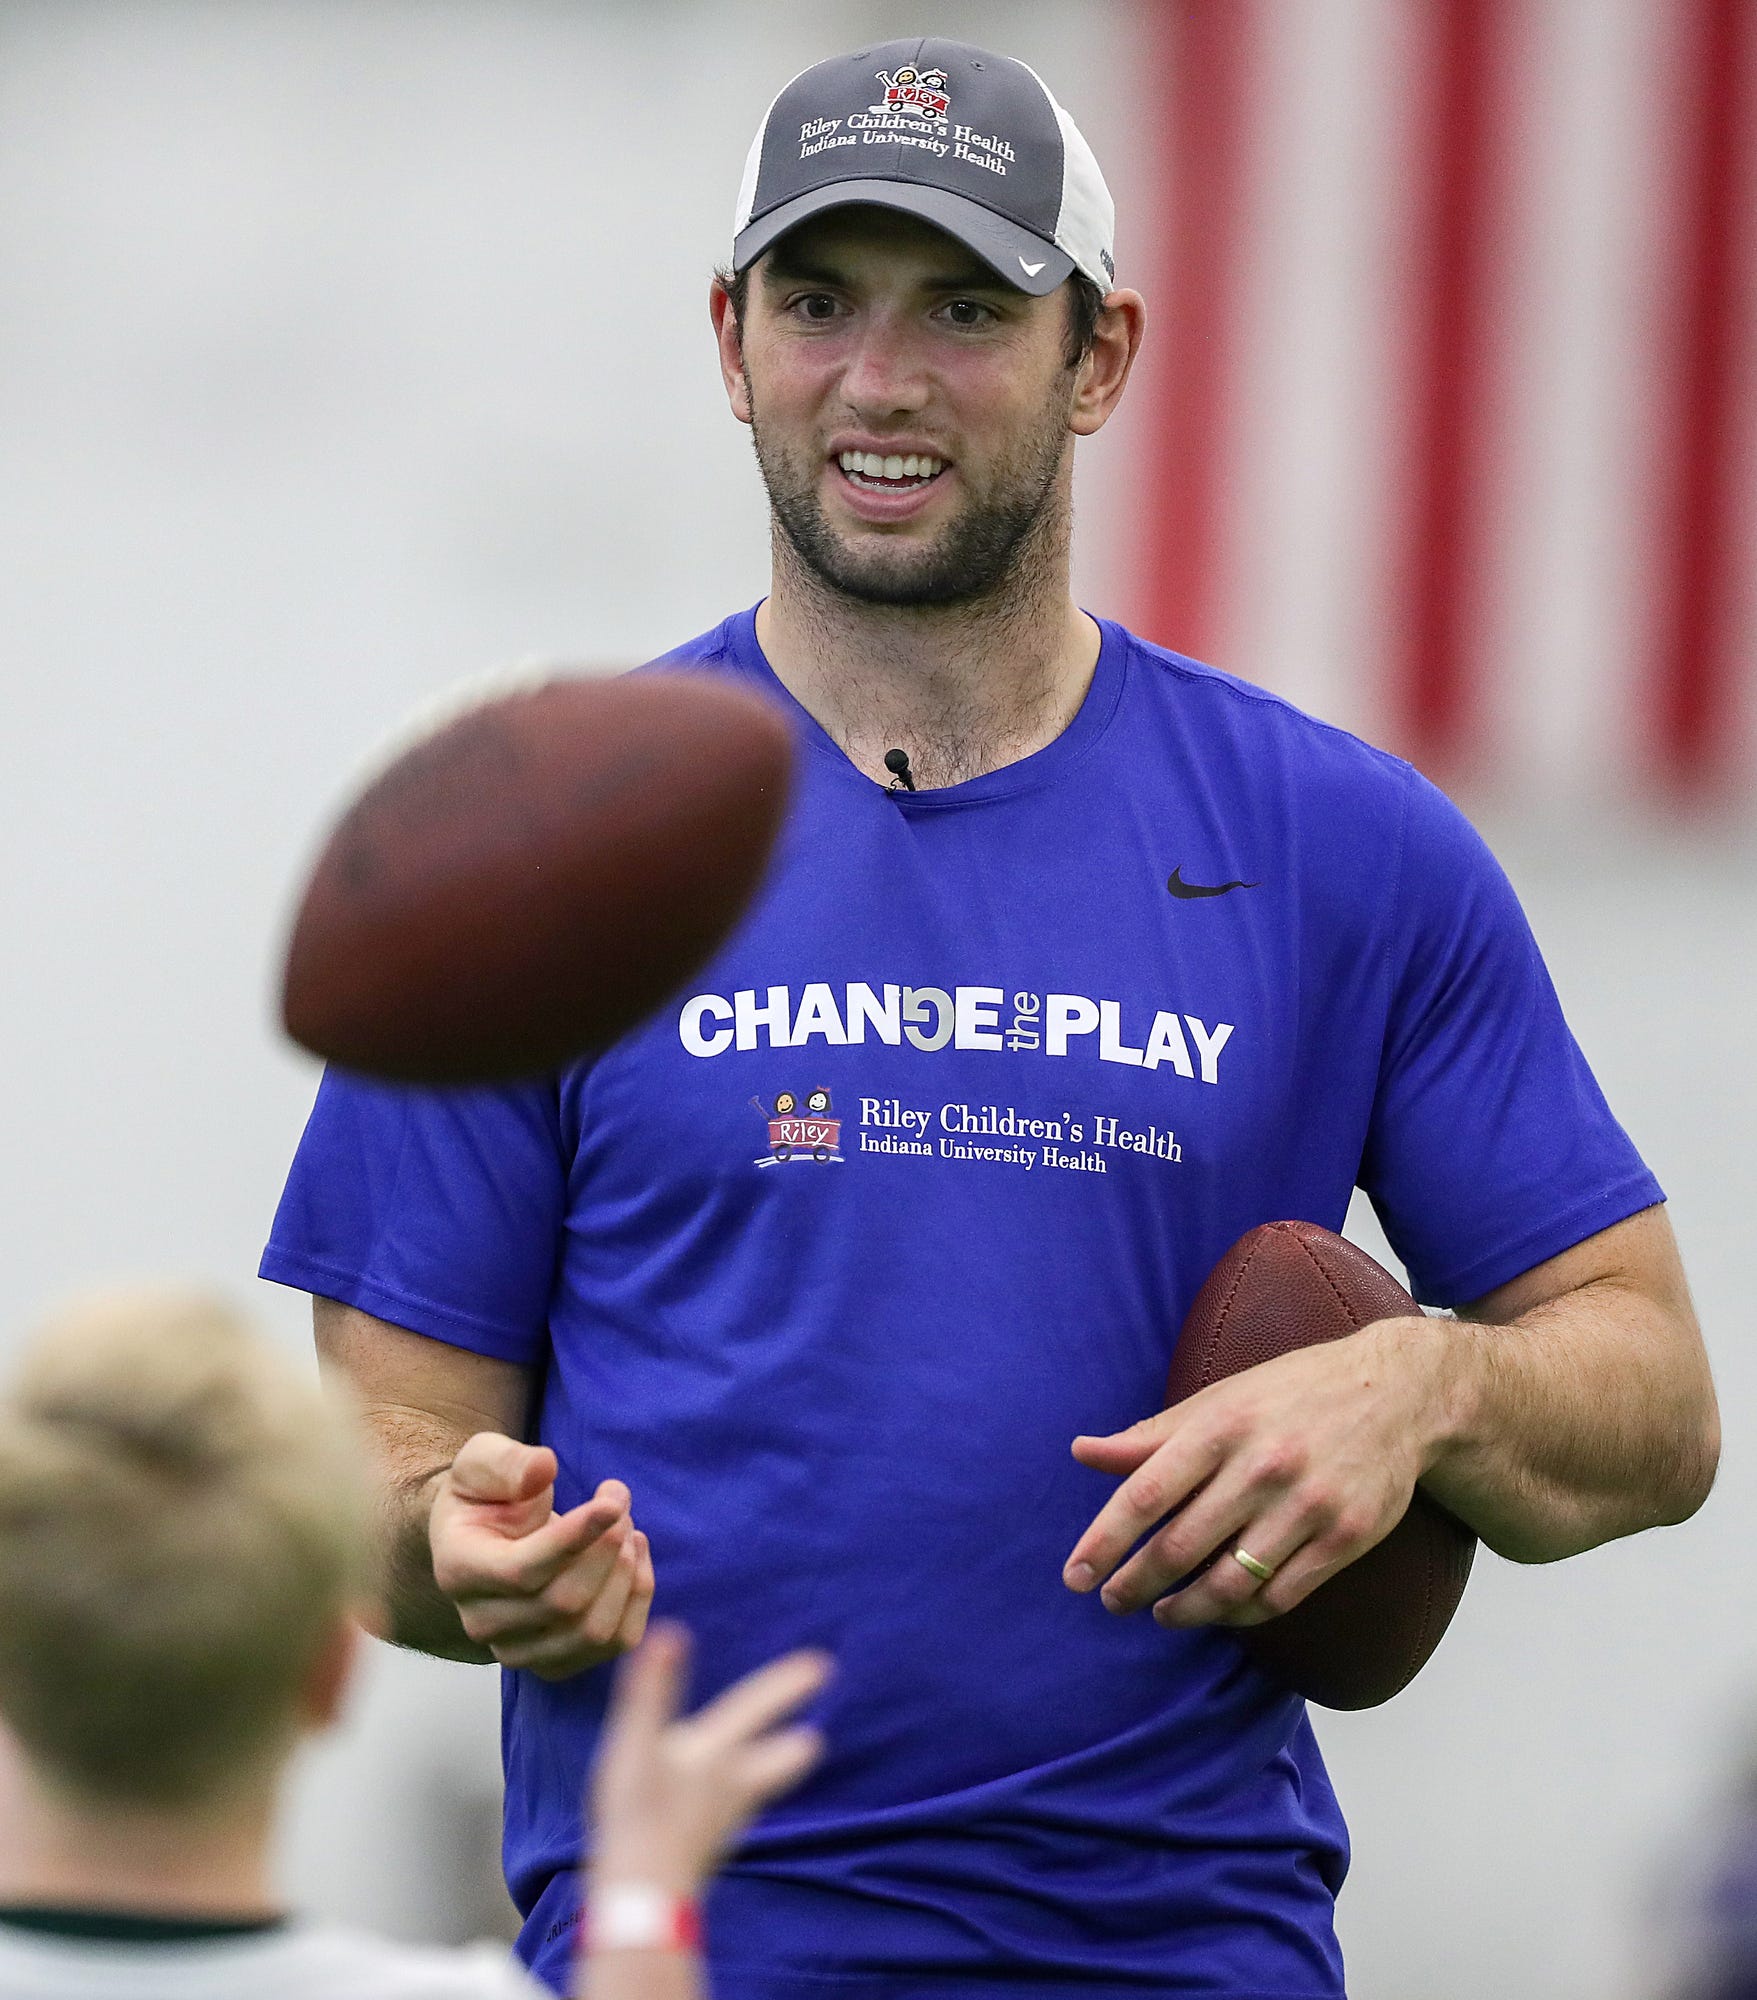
[1165, 1220, 1476, 1708]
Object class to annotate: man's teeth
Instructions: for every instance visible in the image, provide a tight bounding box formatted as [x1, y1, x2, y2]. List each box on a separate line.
[837, 450, 944, 484]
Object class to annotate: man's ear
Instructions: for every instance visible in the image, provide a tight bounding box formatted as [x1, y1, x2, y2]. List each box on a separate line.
[709, 278, 754, 427]
[297, 1613, 365, 1736]
[1070, 288, 1147, 439]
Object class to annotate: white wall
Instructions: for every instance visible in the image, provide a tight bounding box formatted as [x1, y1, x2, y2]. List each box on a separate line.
[1330, 824, 1757, 2000]
[1, 6, 1747, 1993]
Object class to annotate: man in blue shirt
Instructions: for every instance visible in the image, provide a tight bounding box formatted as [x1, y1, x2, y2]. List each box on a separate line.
[265, 38, 1719, 1999]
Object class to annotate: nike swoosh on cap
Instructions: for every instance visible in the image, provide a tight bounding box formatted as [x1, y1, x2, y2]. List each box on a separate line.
[1019, 257, 1046, 276]
[1166, 865, 1259, 900]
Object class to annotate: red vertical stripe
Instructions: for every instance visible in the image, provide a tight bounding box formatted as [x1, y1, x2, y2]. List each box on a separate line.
[1649, 0, 1755, 799]
[1387, 0, 1515, 776]
[1138, 0, 1257, 662]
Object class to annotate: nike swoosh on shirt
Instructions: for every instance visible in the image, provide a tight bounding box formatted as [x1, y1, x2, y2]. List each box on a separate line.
[1166, 865, 1259, 900]
[1019, 257, 1047, 276]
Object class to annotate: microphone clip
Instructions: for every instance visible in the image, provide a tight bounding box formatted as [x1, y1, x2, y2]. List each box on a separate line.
[883, 748, 917, 793]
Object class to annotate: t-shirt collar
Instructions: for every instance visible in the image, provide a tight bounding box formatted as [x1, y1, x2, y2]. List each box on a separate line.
[722, 603, 1126, 808]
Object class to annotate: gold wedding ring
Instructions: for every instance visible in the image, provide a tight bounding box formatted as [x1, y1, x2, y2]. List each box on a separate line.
[1231, 1546, 1276, 1584]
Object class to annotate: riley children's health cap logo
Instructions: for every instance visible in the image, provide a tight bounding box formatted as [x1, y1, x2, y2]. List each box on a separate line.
[869, 65, 951, 120]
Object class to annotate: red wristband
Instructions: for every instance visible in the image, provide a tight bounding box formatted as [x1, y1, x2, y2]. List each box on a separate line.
[580, 1883, 703, 1954]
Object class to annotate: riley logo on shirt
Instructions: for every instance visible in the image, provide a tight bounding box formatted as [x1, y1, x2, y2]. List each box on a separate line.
[750, 1088, 844, 1167]
[681, 982, 1236, 1083]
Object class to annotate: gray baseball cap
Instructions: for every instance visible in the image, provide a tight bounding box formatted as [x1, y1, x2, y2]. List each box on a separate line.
[731, 38, 1116, 299]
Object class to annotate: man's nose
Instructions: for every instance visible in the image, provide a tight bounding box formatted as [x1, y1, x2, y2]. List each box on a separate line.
[837, 316, 931, 419]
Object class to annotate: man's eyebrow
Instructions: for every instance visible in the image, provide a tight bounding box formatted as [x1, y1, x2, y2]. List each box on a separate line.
[923, 268, 1014, 294]
[760, 252, 849, 289]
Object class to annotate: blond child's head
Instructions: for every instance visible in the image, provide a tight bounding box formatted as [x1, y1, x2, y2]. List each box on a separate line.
[0, 1287, 371, 1809]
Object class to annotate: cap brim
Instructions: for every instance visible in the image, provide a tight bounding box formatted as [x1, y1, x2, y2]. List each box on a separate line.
[733, 180, 1075, 298]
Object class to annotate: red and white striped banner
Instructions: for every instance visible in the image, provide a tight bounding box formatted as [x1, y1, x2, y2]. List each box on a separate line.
[1123, 0, 1756, 811]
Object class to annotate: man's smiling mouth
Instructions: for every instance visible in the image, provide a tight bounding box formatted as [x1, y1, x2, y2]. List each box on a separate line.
[836, 449, 948, 492]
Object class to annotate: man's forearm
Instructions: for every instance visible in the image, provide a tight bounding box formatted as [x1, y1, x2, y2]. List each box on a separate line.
[1406, 1268, 1718, 1563]
[313, 1298, 545, 1662]
[378, 1459, 496, 1663]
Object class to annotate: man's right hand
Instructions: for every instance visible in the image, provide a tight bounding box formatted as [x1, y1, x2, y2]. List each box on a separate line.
[429, 1432, 654, 1680]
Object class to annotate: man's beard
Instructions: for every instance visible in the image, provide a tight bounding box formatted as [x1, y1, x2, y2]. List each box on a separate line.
[747, 388, 1071, 608]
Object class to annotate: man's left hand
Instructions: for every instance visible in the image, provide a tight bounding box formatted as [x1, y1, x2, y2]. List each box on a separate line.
[1062, 1318, 1447, 1628]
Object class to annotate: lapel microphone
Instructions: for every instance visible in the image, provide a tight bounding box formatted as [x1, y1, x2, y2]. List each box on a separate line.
[884, 748, 917, 793]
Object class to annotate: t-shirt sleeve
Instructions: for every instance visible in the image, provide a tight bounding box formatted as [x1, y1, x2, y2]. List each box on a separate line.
[259, 1067, 567, 1364]
[1358, 770, 1663, 1308]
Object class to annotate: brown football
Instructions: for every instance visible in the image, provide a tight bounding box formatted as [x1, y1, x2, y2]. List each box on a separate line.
[1165, 1220, 1476, 1708]
[281, 671, 793, 1084]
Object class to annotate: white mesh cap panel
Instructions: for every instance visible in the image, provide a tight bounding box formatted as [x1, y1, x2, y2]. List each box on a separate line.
[1050, 100, 1117, 289]
[732, 83, 785, 234]
[1011, 56, 1116, 291]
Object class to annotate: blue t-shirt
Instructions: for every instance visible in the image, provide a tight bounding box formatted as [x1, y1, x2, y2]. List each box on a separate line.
[263, 609, 1660, 1999]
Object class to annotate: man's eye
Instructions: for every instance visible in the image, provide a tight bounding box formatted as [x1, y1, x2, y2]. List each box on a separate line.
[794, 293, 840, 322]
[940, 299, 996, 328]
